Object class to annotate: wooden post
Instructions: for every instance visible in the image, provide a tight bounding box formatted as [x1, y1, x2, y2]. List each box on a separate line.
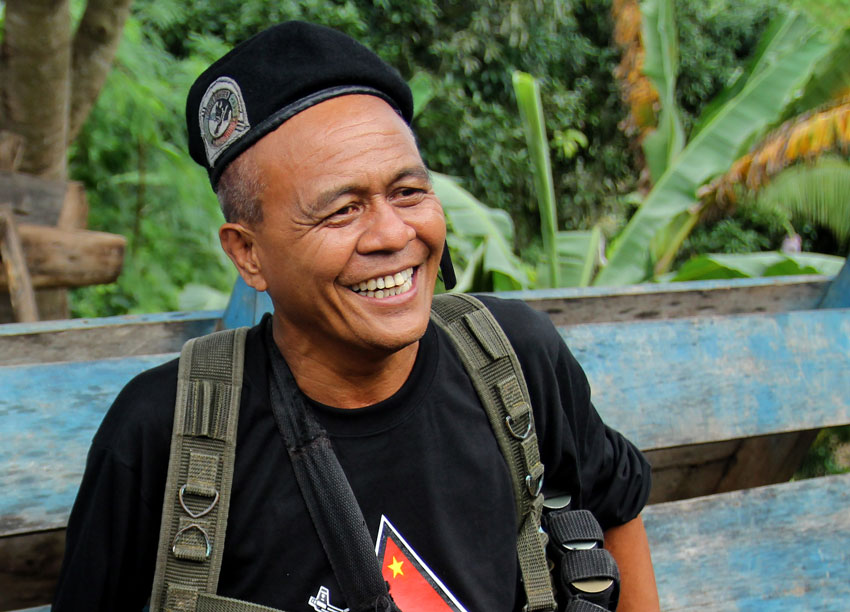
[0, 203, 39, 322]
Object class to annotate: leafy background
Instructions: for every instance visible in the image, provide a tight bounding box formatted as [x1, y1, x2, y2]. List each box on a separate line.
[70, 0, 841, 315]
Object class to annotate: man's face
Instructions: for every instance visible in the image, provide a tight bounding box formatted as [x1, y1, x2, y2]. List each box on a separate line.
[233, 95, 445, 360]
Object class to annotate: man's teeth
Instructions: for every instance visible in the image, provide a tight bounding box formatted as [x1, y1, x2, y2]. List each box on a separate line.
[352, 267, 414, 298]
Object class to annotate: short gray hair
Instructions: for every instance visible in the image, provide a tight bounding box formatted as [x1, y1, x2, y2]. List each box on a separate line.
[216, 152, 265, 225]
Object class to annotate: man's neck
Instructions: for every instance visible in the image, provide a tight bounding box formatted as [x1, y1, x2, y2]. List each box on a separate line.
[271, 318, 420, 409]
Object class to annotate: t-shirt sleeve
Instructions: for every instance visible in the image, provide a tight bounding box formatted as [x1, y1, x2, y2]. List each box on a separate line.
[52, 360, 177, 611]
[479, 296, 651, 529]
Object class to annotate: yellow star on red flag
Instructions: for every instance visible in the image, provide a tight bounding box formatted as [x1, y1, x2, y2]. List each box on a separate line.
[388, 556, 404, 578]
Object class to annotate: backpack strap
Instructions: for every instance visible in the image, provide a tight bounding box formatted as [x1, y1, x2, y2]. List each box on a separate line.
[150, 327, 286, 612]
[430, 293, 556, 612]
[266, 327, 399, 612]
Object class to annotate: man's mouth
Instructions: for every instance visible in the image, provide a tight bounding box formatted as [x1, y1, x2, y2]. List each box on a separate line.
[348, 267, 414, 299]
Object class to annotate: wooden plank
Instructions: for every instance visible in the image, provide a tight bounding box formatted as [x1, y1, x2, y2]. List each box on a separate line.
[221, 275, 835, 329]
[645, 431, 818, 503]
[0, 354, 175, 537]
[0, 205, 38, 322]
[562, 309, 850, 450]
[0, 170, 66, 227]
[0, 310, 219, 365]
[820, 256, 850, 308]
[56, 181, 87, 230]
[644, 472, 850, 611]
[0, 224, 125, 290]
[496, 275, 831, 326]
[0, 530, 62, 611]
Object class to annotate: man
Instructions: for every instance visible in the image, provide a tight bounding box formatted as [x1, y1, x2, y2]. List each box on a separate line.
[54, 21, 658, 612]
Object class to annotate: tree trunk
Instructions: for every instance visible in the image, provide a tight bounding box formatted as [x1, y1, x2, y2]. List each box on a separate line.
[69, 0, 135, 144]
[2, 0, 73, 180]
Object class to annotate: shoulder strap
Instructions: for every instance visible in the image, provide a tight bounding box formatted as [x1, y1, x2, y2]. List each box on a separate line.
[266, 329, 398, 612]
[150, 327, 285, 612]
[430, 293, 556, 612]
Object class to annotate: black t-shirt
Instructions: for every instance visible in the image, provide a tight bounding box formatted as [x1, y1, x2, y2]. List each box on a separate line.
[53, 296, 650, 612]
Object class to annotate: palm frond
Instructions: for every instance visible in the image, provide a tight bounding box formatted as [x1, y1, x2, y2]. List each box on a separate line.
[755, 157, 850, 244]
[699, 96, 850, 210]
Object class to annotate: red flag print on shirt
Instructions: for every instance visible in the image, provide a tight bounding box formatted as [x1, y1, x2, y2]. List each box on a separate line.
[375, 516, 468, 612]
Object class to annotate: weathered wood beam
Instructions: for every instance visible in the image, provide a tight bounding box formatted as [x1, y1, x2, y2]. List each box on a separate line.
[501, 275, 832, 326]
[0, 310, 220, 366]
[0, 204, 39, 322]
[0, 170, 67, 226]
[0, 223, 125, 290]
[644, 472, 850, 610]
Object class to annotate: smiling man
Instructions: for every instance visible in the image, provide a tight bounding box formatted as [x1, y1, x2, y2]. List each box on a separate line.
[54, 22, 658, 612]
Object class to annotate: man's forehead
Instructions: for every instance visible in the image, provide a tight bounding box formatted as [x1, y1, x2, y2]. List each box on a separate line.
[252, 94, 419, 166]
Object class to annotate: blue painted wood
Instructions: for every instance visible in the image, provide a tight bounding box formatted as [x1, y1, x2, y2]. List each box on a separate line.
[819, 256, 850, 308]
[644, 471, 850, 611]
[220, 276, 273, 329]
[0, 354, 176, 536]
[4, 308, 849, 536]
[497, 273, 831, 302]
[0, 309, 221, 337]
[562, 308, 850, 450]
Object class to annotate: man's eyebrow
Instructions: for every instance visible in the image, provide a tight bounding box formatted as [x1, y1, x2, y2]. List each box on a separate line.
[307, 166, 432, 216]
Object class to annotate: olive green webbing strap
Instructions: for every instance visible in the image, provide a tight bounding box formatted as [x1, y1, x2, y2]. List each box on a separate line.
[431, 294, 556, 612]
[150, 327, 285, 612]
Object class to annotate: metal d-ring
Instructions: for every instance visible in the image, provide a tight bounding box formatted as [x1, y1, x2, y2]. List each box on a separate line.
[526, 473, 543, 497]
[172, 523, 212, 559]
[179, 484, 220, 519]
[505, 414, 532, 440]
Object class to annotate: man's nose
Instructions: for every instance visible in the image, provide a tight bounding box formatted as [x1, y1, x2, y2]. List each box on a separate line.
[356, 199, 416, 253]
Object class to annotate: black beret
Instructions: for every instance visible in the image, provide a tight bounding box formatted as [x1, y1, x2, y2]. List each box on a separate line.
[186, 21, 414, 190]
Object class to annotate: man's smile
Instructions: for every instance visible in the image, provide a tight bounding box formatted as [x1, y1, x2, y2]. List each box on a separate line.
[347, 266, 415, 299]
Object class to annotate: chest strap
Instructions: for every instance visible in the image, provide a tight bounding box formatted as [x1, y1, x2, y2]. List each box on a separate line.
[430, 293, 556, 612]
[150, 327, 285, 612]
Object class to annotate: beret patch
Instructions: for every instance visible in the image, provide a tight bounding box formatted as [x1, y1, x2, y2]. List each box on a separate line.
[199, 76, 251, 167]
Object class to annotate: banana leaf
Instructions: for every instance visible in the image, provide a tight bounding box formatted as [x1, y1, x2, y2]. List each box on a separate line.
[431, 172, 529, 292]
[672, 252, 845, 281]
[786, 27, 850, 117]
[641, 0, 685, 182]
[596, 12, 832, 287]
[513, 71, 560, 287]
[551, 228, 603, 287]
[692, 10, 815, 138]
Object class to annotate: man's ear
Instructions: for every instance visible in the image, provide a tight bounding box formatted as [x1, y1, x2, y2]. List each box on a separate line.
[219, 223, 269, 292]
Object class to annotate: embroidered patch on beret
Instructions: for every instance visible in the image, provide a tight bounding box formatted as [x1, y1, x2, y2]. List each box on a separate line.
[199, 77, 251, 167]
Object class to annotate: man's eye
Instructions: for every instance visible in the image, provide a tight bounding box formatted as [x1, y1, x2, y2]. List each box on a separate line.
[396, 187, 425, 201]
[330, 205, 357, 218]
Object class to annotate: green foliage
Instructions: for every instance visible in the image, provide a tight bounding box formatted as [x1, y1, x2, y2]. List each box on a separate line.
[67, 0, 790, 313]
[641, 0, 685, 182]
[796, 426, 850, 478]
[678, 205, 792, 263]
[597, 10, 833, 286]
[755, 157, 850, 250]
[69, 16, 235, 316]
[431, 173, 528, 293]
[674, 0, 777, 134]
[670, 251, 845, 281]
[513, 71, 560, 286]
